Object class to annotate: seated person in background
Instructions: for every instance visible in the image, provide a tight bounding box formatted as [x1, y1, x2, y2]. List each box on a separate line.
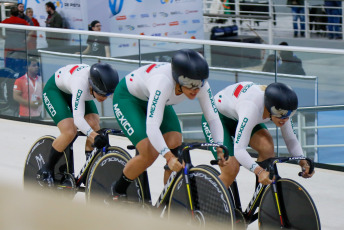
[13, 57, 42, 119]
[202, 81, 314, 188]
[76, 20, 110, 57]
[262, 54, 280, 73]
[278, 50, 306, 75]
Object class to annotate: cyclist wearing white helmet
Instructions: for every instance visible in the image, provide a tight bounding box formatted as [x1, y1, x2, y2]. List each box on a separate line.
[202, 82, 314, 187]
[109, 49, 223, 201]
[37, 63, 119, 186]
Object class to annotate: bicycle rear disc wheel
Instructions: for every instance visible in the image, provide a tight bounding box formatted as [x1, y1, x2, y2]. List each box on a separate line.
[167, 167, 235, 229]
[23, 136, 69, 189]
[86, 151, 144, 205]
[258, 178, 321, 230]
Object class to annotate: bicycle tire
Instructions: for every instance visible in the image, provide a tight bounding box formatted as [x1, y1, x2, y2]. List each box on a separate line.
[196, 165, 246, 229]
[86, 150, 144, 205]
[23, 135, 69, 189]
[258, 178, 321, 230]
[167, 167, 236, 229]
[84, 146, 130, 189]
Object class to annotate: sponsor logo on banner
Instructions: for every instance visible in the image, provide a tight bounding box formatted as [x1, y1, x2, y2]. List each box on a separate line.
[137, 24, 150, 28]
[116, 15, 127, 20]
[129, 14, 136, 19]
[192, 19, 200, 23]
[169, 21, 179, 26]
[153, 23, 166, 27]
[141, 13, 149, 18]
[109, 0, 124, 16]
[151, 33, 162, 36]
[181, 20, 188, 25]
[118, 43, 130, 48]
[170, 11, 182, 15]
[159, 12, 168, 17]
[126, 25, 135, 31]
[185, 10, 198, 14]
[160, 0, 174, 4]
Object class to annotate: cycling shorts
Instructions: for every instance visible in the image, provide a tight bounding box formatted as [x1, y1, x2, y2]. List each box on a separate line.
[113, 78, 181, 146]
[202, 112, 267, 159]
[42, 74, 98, 125]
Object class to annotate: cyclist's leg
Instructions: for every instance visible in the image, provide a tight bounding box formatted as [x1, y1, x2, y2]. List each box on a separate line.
[249, 126, 275, 162]
[112, 79, 151, 196]
[84, 101, 99, 153]
[40, 75, 76, 184]
[201, 114, 240, 189]
[248, 125, 274, 186]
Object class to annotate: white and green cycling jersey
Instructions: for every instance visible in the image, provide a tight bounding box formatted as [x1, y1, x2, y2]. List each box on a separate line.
[214, 81, 303, 172]
[113, 63, 223, 156]
[43, 64, 98, 137]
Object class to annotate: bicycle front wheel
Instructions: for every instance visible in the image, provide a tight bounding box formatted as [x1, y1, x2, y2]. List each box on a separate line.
[23, 135, 69, 189]
[167, 167, 235, 229]
[86, 150, 144, 205]
[258, 178, 321, 230]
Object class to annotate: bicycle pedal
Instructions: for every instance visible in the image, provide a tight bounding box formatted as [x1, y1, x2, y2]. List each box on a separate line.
[56, 173, 77, 199]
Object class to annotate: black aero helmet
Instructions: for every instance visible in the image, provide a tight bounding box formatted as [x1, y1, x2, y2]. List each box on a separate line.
[264, 82, 298, 119]
[89, 63, 119, 96]
[171, 49, 209, 89]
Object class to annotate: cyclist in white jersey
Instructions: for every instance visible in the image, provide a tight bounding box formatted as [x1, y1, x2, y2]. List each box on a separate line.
[109, 49, 224, 200]
[202, 81, 314, 187]
[37, 63, 119, 186]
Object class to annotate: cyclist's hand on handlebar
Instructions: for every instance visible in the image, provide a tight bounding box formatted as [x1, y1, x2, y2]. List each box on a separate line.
[216, 147, 226, 167]
[94, 134, 107, 149]
[255, 167, 272, 185]
[299, 159, 315, 178]
[165, 153, 183, 172]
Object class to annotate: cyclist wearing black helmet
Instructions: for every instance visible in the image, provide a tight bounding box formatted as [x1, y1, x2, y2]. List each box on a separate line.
[109, 49, 223, 201]
[202, 81, 314, 188]
[37, 63, 119, 186]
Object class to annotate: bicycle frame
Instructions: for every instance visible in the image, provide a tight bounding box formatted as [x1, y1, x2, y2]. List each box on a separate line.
[63, 129, 122, 189]
[153, 143, 229, 216]
[230, 156, 315, 227]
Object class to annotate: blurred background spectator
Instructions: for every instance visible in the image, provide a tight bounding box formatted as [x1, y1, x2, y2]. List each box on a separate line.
[287, 0, 305, 37]
[76, 20, 110, 57]
[324, 1, 342, 39]
[45, 1, 68, 48]
[13, 57, 42, 120]
[17, 3, 33, 26]
[26, 7, 40, 51]
[0, 6, 29, 77]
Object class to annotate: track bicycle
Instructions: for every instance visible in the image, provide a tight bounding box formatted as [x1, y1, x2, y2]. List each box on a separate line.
[23, 128, 124, 199]
[202, 156, 321, 230]
[86, 142, 237, 228]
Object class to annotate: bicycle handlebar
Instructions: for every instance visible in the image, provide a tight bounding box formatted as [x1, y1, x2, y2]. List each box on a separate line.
[97, 128, 123, 136]
[261, 156, 315, 177]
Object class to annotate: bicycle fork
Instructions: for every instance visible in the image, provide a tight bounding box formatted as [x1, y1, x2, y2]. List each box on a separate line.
[270, 181, 290, 228]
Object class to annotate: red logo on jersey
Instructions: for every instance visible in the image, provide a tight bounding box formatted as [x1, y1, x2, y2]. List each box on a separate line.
[146, 64, 157, 73]
[70, 65, 79, 75]
[233, 84, 243, 98]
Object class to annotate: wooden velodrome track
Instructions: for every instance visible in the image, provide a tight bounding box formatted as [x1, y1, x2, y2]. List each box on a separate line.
[0, 118, 343, 229]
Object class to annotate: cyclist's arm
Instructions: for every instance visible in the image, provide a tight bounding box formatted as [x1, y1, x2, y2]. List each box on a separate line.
[146, 81, 172, 157]
[233, 103, 261, 173]
[281, 119, 314, 178]
[71, 84, 94, 137]
[198, 82, 224, 145]
[280, 118, 304, 157]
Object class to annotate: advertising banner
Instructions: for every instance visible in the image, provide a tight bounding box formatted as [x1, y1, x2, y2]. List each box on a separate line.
[88, 0, 204, 57]
[17, 0, 203, 55]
